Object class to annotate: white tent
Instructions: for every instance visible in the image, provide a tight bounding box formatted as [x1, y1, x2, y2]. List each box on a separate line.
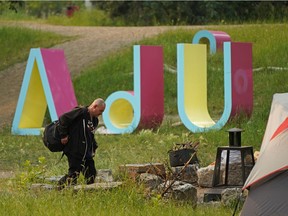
[241, 93, 288, 215]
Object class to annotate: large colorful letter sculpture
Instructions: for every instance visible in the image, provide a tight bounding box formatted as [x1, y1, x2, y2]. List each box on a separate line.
[177, 43, 231, 132]
[192, 30, 231, 54]
[177, 30, 253, 133]
[103, 45, 164, 134]
[11, 48, 78, 135]
[229, 42, 253, 117]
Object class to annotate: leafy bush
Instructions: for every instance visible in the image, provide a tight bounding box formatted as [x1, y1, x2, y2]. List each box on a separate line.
[47, 8, 121, 26]
[16, 156, 47, 189]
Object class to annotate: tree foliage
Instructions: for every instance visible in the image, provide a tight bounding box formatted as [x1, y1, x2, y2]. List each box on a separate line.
[95, 1, 288, 25]
[2, 1, 288, 25]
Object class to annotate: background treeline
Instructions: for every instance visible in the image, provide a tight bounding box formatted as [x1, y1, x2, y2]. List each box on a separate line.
[96, 1, 288, 25]
[1, 1, 288, 25]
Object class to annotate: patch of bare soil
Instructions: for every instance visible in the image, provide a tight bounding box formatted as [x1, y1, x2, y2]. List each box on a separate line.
[0, 170, 15, 178]
[0, 21, 202, 128]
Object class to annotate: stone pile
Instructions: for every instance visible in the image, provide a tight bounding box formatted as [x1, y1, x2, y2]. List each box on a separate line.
[119, 163, 198, 206]
[29, 161, 247, 207]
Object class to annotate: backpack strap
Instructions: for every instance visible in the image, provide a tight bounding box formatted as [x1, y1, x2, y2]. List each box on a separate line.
[55, 152, 65, 165]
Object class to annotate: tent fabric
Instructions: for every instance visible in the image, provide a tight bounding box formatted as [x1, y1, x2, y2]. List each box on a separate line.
[243, 93, 288, 189]
[241, 170, 288, 216]
[260, 93, 288, 150]
[241, 93, 288, 215]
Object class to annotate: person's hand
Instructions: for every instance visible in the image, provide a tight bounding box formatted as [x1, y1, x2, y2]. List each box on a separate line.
[61, 136, 69, 145]
[92, 148, 97, 157]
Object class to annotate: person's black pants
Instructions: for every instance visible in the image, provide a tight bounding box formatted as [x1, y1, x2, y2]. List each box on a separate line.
[58, 153, 97, 186]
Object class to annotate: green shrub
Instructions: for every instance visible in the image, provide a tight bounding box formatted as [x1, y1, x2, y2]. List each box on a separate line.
[47, 8, 123, 26]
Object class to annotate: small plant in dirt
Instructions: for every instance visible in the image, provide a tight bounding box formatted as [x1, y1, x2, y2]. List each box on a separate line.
[15, 156, 47, 189]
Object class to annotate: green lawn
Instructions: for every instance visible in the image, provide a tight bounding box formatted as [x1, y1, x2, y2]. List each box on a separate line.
[1, 23, 288, 215]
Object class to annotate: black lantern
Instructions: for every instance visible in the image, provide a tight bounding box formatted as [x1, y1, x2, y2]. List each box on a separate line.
[212, 128, 255, 187]
[227, 128, 243, 147]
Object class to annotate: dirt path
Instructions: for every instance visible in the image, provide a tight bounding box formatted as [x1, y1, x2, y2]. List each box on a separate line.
[0, 22, 202, 128]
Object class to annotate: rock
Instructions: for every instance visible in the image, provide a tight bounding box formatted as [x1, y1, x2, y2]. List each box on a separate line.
[197, 165, 219, 188]
[0, 171, 15, 179]
[30, 183, 57, 190]
[159, 180, 197, 207]
[45, 176, 62, 183]
[221, 187, 244, 207]
[30, 182, 123, 192]
[95, 169, 114, 182]
[45, 169, 114, 184]
[119, 163, 166, 180]
[139, 173, 163, 190]
[171, 164, 198, 184]
[73, 182, 122, 191]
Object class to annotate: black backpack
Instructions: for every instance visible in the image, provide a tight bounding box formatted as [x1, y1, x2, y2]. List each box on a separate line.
[43, 120, 65, 152]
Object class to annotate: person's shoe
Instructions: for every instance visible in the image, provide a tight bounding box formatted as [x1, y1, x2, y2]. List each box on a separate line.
[57, 175, 77, 190]
[86, 176, 95, 185]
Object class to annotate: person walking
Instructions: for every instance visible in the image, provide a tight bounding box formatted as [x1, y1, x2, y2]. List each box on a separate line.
[57, 98, 106, 187]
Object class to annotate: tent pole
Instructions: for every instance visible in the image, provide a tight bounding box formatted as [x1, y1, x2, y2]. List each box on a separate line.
[232, 191, 243, 216]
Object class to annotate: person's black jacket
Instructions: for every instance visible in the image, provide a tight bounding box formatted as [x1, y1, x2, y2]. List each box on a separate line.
[57, 106, 98, 160]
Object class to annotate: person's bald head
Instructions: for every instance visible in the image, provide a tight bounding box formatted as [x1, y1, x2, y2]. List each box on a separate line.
[88, 98, 106, 117]
[94, 98, 105, 106]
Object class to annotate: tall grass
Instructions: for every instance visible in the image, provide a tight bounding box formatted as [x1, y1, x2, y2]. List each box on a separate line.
[0, 26, 72, 71]
[0, 181, 232, 216]
[0, 8, 35, 21]
[1, 23, 288, 215]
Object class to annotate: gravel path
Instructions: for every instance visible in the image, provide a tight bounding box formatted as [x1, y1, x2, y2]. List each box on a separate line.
[0, 21, 202, 128]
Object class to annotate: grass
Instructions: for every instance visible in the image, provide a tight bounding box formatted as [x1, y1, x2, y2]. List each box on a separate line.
[0, 180, 232, 216]
[0, 25, 72, 71]
[1, 23, 288, 215]
[73, 24, 288, 115]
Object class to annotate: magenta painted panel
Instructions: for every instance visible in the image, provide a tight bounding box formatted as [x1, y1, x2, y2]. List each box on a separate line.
[209, 31, 231, 51]
[230, 42, 253, 117]
[40, 48, 78, 117]
[139, 46, 164, 129]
